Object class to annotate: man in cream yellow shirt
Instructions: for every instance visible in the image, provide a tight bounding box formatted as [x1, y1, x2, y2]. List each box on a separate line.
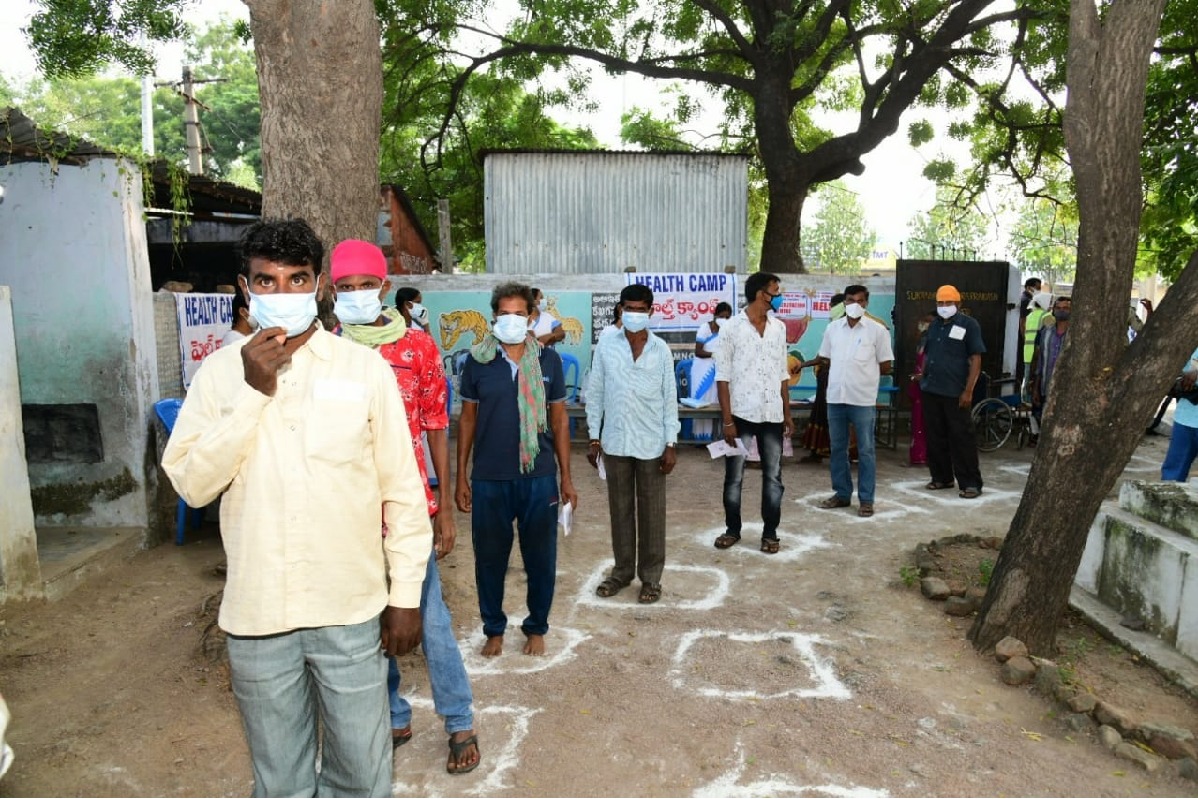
[162, 218, 431, 797]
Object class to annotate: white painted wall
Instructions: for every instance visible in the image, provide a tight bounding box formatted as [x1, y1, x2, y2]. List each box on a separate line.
[0, 159, 160, 527]
[0, 286, 41, 600]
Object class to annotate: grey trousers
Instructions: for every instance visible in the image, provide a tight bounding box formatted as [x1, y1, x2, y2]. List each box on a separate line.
[604, 453, 667, 586]
[226, 615, 391, 798]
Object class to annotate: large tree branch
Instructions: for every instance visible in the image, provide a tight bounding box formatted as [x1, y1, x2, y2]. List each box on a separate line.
[453, 24, 754, 91]
[692, 0, 756, 64]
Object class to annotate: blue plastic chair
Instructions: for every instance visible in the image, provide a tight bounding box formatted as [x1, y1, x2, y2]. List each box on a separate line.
[559, 352, 582, 402]
[675, 359, 696, 441]
[154, 398, 206, 545]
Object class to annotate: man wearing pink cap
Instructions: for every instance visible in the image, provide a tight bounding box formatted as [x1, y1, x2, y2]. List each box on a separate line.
[918, 284, 985, 498]
[330, 239, 480, 775]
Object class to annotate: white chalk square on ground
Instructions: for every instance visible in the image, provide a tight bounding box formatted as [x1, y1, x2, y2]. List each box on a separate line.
[670, 629, 851, 701]
[690, 523, 833, 563]
[459, 625, 589, 676]
[692, 746, 889, 798]
[889, 479, 1021, 506]
[390, 699, 538, 798]
[797, 491, 931, 522]
[575, 561, 731, 611]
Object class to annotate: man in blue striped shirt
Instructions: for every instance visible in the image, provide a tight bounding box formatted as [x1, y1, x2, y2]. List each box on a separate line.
[586, 284, 681, 604]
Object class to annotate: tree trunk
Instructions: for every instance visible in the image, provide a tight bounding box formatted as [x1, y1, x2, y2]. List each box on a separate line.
[760, 181, 808, 275]
[246, 0, 382, 256]
[969, 0, 1193, 655]
[755, 67, 808, 275]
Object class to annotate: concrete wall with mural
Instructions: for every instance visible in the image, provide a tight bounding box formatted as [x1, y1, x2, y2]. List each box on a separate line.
[0, 159, 160, 527]
[383, 273, 904, 403]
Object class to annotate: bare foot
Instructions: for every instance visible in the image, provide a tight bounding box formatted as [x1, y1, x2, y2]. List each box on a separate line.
[447, 730, 480, 774]
[480, 635, 503, 657]
[522, 633, 546, 656]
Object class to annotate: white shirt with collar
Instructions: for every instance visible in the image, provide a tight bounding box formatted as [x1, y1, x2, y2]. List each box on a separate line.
[818, 316, 894, 406]
[713, 311, 790, 423]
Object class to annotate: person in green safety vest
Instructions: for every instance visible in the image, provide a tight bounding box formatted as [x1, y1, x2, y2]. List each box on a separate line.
[1021, 291, 1053, 397]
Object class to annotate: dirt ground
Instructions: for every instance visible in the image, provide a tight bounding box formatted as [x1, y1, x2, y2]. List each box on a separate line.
[2, 430, 1197, 798]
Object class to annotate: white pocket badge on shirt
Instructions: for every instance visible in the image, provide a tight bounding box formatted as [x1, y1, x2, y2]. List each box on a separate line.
[313, 378, 367, 402]
[949, 325, 967, 341]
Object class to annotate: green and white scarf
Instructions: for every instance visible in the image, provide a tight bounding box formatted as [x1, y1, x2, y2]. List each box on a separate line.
[471, 332, 547, 473]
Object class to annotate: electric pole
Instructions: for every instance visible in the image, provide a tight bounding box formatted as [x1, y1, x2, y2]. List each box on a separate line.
[182, 66, 203, 175]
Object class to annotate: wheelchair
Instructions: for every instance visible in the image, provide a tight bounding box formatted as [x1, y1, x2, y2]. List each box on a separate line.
[971, 374, 1032, 452]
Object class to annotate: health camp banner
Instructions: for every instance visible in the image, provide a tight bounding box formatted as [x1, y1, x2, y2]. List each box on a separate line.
[624, 272, 738, 333]
[175, 293, 234, 389]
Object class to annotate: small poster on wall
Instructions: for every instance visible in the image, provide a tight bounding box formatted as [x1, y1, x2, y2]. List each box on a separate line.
[174, 293, 234, 389]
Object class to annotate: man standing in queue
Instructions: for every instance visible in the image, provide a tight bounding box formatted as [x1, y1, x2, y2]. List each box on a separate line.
[712, 272, 794, 554]
[162, 219, 431, 797]
[586, 284, 680, 604]
[920, 284, 986, 499]
[456, 283, 579, 657]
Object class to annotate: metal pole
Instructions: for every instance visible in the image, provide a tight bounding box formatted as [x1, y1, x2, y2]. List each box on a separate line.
[436, 198, 454, 274]
[182, 65, 203, 175]
[141, 75, 155, 156]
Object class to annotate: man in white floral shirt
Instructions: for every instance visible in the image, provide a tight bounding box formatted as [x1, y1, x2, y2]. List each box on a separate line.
[712, 271, 795, 554]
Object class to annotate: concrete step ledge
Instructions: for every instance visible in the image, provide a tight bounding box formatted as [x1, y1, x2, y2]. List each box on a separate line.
[1071, 586, 1198, 702]
[39, 527, 146, 602]
[1120, 480, 1198, 541]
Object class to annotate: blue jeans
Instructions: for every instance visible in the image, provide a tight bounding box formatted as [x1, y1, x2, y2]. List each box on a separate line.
[1162, 421, 1198, 481]
[387, 550, 474, 734]
[471, 476, 559, 638]
[226, 616, 390, 798]
[723, 417, 785, 540]
[827, 403, 877, 503]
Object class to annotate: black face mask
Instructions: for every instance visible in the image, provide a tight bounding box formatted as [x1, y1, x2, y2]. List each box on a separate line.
[1053, 310, 1071, 321]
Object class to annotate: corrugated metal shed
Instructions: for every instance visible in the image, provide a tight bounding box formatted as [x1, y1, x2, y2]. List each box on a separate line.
[484, 151, 748, 275]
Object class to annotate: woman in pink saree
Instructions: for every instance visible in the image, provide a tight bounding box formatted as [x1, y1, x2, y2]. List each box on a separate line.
[907, 312, 936, 466]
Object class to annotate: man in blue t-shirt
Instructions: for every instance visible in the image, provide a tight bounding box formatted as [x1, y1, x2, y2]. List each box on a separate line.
[919, 284, 986, 498]
[455, 282, 579, 657]
[1161, 347, 1198, 482]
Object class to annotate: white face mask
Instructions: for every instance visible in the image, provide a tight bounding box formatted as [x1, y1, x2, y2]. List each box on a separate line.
[538, 299, 548, 313]
[715, 317, 728, 328]
[334, 288, 382, 326]
[622, 311, 650, 333]
[917, 322, 930, 333]
[248, 284, 319, 338]
[409, 302, 430, 327]
[493, 313, 529, 344]
[937, 305, 957, 319]
[844, 302, 865, 319]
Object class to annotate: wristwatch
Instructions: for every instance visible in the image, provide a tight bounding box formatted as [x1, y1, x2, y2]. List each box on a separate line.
[666, 443, 676, 448]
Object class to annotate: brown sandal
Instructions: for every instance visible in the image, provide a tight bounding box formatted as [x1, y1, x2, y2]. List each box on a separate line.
[638, 583, 662, 604]
[714, 533, 740, 549]
[760, 538, 781, 554]
[596, 578, 627, 598]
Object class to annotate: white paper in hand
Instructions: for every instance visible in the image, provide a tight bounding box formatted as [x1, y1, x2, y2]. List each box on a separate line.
[558, 501, 574, 537]
[597, 453, 606, 481]
[706, 438, 752, 458]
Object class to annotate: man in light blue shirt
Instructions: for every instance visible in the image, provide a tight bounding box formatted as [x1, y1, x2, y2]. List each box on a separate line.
[1161, 347, 1198, 481]
[586, 284, 680, 604]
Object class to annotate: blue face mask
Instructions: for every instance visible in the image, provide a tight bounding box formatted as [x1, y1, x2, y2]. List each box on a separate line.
[768, 293, 784, 313]
[621, 311, 650, 333]
[333, 289, 383, 326]
[493, 313, 529, 344]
